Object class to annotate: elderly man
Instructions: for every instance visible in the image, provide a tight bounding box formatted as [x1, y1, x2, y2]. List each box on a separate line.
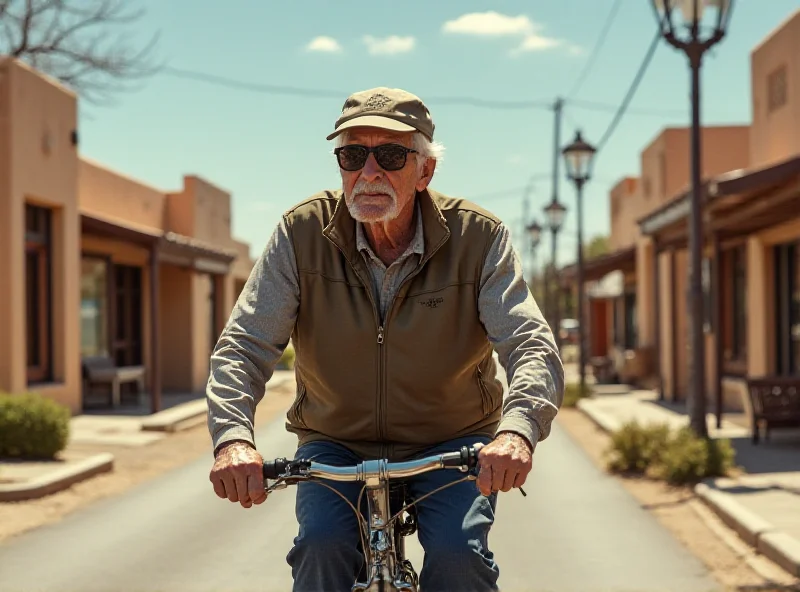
[206, 87, 564, 591]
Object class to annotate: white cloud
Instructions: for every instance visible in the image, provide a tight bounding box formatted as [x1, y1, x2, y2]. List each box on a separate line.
[443, 11, 536, 36]
[442, 11, 565, 56]
[306, 36, 343, 53]
[363, 35, 416, 56]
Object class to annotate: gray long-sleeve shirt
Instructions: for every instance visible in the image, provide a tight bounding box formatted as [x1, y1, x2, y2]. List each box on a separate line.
[207, 205, 565, 455]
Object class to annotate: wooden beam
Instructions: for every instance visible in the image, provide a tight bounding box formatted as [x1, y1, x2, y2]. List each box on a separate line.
[653, 240, 663, 401]
[670, 248, 679, 403]
[149, 247, 162, 414]
[713, 233, 723, 428]
[710, 181, 800, 234]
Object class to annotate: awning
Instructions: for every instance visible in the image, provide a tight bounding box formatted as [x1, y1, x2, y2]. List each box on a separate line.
[80, 212, 238, 273]
[560, 246, 636, 284]
[637, 155, 800, 242]
[587, 270, 625, 299]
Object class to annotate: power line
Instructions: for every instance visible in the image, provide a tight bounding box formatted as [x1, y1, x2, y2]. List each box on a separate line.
[159, 65, 679, 118]
[595, 30, 663, 153]
[567, 0, 624, 99]
[568, 98, 682, 118]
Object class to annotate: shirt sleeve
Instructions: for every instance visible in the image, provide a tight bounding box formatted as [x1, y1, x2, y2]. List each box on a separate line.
[477, 222, 565, 451]
[206, 215, 300, 454]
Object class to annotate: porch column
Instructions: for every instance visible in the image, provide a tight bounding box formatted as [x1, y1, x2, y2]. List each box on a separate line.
[670, 248, 679, 402]
[713, 233, 723, 428]
[652, 240, 662, 400]
[150, 245, 162, 413]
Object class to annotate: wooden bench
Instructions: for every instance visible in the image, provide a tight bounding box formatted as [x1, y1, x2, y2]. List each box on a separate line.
[82, 356, 146, 407]
[746, 377, 800, 444]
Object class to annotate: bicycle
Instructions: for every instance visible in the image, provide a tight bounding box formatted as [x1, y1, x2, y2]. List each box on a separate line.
[262, 444, 491, 591]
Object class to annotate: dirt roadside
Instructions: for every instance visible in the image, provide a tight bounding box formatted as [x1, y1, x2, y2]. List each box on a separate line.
[0, 385, 295, 544]
[555, 407, 800, 592]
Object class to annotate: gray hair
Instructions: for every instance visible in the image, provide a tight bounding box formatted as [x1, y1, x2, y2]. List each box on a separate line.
[333, 131, 445, 174]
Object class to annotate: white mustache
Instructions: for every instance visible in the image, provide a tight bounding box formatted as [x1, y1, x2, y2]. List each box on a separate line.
[351, 179, 397, 200]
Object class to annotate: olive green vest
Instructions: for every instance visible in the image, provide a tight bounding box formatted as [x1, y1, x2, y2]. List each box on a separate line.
[284, 188, 505, 460]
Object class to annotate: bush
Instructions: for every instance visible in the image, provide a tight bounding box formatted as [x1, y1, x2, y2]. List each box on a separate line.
[276, 342, 296, 370]
[563, 383, 592, 407]
[605, 420, 671, 473]
[0, 392, 70, 459]
[605, 421, 736, 485]
[649, 426, 736, 485]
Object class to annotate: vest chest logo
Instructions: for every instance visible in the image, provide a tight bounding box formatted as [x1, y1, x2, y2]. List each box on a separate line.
[419, 297, 444, 309]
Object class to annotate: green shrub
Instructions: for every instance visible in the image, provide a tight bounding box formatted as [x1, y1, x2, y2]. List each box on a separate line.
[563, 382, 592, 407]
[0, 392, 70, 459]
[276, 343, 296, 370]
[605, 421, 736, 485]
[605, 420, 671, 473]
[650, 426, 736, 485]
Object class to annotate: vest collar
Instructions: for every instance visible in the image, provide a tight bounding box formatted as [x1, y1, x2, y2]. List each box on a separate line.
[322, 188, 451, 266]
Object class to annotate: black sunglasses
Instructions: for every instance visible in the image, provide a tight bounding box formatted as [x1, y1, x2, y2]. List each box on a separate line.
[334, 143, 418, 172]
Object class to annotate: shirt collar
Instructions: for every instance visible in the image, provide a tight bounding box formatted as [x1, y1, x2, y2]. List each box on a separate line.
[356, 200, 425, 259]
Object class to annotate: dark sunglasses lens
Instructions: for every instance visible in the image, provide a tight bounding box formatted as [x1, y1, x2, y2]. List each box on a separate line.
[373, 145, 409, 171]
[338, 146, 368, 171]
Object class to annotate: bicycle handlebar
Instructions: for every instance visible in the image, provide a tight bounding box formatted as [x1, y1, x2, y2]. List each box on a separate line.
[263, 445, 479, 483]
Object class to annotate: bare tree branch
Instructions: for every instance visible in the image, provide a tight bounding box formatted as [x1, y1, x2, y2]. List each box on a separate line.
[0, 0, 160, 104]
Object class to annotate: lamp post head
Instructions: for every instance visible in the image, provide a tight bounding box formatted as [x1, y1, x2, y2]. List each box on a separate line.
[651, 0, 733, 46]
[527, 220, 542, 248]
[544, 200, 567, 233]
[562, 130, 596, 185]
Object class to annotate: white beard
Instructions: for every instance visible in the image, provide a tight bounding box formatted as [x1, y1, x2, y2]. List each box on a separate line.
[344, 179, 400, 223]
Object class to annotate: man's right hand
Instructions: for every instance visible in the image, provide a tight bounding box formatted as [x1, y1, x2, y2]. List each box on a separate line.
[209, 441, 267, 509]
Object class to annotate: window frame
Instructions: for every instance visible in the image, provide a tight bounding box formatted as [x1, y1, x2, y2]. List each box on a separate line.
[25, 204, 53, 384]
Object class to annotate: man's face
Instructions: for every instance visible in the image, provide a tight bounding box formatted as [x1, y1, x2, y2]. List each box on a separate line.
[338, 127, 434, 223]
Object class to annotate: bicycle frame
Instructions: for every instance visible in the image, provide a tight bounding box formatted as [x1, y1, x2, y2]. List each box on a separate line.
[263, 447, 479, 591]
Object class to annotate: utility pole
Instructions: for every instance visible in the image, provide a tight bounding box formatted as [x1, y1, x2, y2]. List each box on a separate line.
[549, 97, 564, 339]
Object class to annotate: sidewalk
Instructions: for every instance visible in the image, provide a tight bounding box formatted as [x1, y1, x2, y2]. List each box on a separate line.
[577, 388, 800, 577]
[0, 370, 297, 501]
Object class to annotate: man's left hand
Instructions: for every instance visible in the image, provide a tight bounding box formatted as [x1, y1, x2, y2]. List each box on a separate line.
[474, 432, 533, 496]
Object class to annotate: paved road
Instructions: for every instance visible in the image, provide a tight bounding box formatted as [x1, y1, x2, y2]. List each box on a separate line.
[0, 375, 719, 591]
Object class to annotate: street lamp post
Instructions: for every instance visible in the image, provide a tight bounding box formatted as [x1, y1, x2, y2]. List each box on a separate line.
[562, 130, 597, 392]
[526, 220, 543, 286]
[544, 200, 567, 347]
[651, 0, 734, 438]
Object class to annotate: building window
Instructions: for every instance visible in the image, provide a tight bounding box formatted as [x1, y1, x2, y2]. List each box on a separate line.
[25, 204, 53, 383]
[775, 242, 799, 375]
[81, 257, 110, 358]
[767, 65, 788, 113]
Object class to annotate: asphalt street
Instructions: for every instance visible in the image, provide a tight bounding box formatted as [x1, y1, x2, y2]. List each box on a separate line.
[0, 371, 720, 591]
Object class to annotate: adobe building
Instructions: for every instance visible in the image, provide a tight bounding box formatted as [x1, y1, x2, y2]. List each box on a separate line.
[562, 8, 800, 416]
[0, 58, 255, 414]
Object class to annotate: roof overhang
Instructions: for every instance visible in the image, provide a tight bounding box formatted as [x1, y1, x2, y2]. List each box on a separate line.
[80, 212, 238, 274]
[560, 246, 636, 284]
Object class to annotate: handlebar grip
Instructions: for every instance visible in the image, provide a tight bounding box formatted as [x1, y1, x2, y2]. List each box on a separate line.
[262, 458, 288, 480]
[442, 446, 479, 469]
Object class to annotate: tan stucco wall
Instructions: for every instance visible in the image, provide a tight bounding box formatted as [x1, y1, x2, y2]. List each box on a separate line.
[0, 59, 81, 412]
[750, 9, 800, 168]
[0, 58, 255, 412]
[79, 159, 165, 231]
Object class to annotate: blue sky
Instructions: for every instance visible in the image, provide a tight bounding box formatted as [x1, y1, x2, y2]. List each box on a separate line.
[77, 0, 799, 274]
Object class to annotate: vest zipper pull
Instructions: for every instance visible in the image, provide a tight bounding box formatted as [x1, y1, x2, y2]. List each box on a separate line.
[377, 326, 384, 344]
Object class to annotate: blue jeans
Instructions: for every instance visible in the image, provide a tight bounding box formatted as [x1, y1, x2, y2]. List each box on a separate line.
[285, 436, 499, 592]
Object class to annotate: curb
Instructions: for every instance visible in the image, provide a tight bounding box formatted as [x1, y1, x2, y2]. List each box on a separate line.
[577, 401, 800, 578]
[576, 399, 617, 433]
[0, 453, 114, 502]
[695, 482, 800, 577]
[141, 400, 207, 433]
[140, 373, 296, 433]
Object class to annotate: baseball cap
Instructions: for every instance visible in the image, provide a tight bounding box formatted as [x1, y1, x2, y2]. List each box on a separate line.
[326, 87, 435, 142]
